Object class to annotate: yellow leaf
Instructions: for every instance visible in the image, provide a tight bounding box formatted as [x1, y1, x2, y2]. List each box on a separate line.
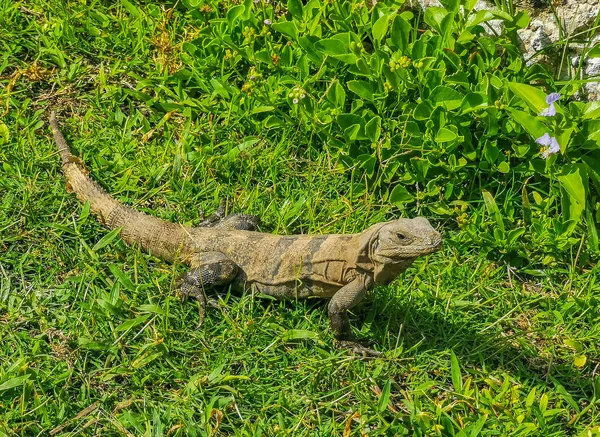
[574, 355, 587, 368]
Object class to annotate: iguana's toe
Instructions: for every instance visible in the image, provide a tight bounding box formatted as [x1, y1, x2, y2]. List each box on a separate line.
[336, 340, 382, 357]
[177, 280, 208, 327]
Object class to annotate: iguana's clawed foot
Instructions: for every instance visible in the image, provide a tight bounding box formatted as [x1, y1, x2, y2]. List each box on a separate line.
[177, 279, 209, 327]
[336, 339, 382, 357]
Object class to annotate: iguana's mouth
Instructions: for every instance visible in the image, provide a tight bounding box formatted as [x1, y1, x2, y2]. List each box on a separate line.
[376, 241, 442, 259]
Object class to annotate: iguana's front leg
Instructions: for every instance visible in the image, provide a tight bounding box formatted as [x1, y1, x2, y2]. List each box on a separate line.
[328, 275, 381, 356]
[177, 252, 238, 325]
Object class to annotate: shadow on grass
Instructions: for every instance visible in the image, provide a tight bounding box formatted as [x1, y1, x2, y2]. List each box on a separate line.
[365, 301, 593, 397]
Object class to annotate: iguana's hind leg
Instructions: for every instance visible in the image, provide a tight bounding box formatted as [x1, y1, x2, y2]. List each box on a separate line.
[211, 214, 261, 231]
[198, 200, 260, 231]
[177, 252, 238, 326]
[198, 199, 227, 226]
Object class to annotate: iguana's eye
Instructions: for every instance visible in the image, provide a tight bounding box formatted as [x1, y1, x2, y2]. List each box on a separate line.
[396, 232, 407, 241]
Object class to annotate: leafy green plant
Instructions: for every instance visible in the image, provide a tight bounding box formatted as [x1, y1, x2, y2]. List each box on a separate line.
[122, 0, 598, 268]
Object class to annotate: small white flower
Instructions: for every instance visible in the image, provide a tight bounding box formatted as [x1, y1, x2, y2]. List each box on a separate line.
[263, 19, 272, 25]
[292, 98, 299, 104]
[300, 93, 306, 99]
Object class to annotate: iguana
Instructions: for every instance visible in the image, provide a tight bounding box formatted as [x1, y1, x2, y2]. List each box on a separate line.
[50, 111, 442, 355]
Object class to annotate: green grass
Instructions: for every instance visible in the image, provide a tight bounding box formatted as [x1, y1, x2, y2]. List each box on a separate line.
[1, 1, 600, 435]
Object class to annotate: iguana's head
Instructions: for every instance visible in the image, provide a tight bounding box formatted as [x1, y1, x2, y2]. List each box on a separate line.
[364, 218, 442, 285]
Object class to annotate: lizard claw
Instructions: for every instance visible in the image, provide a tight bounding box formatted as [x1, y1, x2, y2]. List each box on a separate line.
[335, 340, 382, 357]
[176, 279, 208, 328]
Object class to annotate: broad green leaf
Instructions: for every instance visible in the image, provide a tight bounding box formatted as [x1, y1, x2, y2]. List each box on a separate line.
[344, 124, 361, 141]
[424, 7, 448, 33]
[120, 0, 142, 18]
[581, 102, 600, 120]
[355, 58, 371, 76]
[0, 375, 30, 391]
[414, 101, 432, 120]
[116, 314, 151, 332]
[482, 189, 505, 233]
[263, 115, 284, 128]
[133, 352, 163, 369]
[97, 298, 125, 318]
[92, 227, 122, 252]
[564, 339, 582, 352]
[507, 108, 547, 139]
[225, 138, 260, 161]
[390, 185, 415, 204]
[226, 5, 245, 25]
[391, 15, 411, 54]
[347, 80, 374, 100]
[138, 304, 164, 314]
[589, 43, 600, 57]
[250, 106, 275, 114]
[377, 380, 392, 413]
[365, 116, 381, 142]
[558, 164, 588, 212]
[478, 37, 496, 56]
[556, 126, 574, 153]
[439, 11, 455, 42]
[558, 164, 588, 234]
[287, 0, 303, 20]
[210, 78, 230, 99]
[435, 127, 457, 142]
[429, 86, 463, 110]
[314, 38, 347, 56]
[450, 350, 462, 393]
[282, 329, 319, 341]
[508, 82, 548, 114]
[298, 36, 323, 64]
[372, 14, 390, 44]
[466, 10, 495, 28]
[497, 161, 510, 173]
[460, 92, 486, 113]
[109, 264, 135, 291]
[331, 80, 346, 108]
[582, 154, 600, 194]
[553, 380, 581, 412]
[526, 387, 537, 407]
[337, 113, 365, 130]
[272, 21, 298, 40]
[0, 121, 9, 145]
[358, 154, 376, 177]
[513, 11, 530, 29]
[439, 0, 459, 12]
[468, 415, 487, 436]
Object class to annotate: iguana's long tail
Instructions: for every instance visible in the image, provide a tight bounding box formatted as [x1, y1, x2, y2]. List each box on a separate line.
[50, 111, 193, 262]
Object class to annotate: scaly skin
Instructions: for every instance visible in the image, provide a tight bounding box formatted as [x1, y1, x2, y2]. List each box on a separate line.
[50, 112, 442, 355]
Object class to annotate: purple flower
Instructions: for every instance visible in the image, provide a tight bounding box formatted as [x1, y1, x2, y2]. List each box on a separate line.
[535, 132, 560, 158]
[263, 19, 272, 25]
[546, 93, 560, 104]
[540, 92, 561, 116]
